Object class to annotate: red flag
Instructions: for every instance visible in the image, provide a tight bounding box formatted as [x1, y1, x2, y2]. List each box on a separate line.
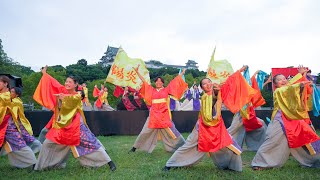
[113, 86, 124, 98]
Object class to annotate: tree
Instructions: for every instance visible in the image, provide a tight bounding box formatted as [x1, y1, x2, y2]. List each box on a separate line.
[21, 72, 42, 105]
[0, 39, 34, 76]
[261, 89, 273, 107]
[77, 59, 88, 66]
[0, 39, 8, 62]
[1, 39, 15, 73]
[66, 62, 107, 83]
[50, 65, 66, 72]
[162, 74, 174, 86]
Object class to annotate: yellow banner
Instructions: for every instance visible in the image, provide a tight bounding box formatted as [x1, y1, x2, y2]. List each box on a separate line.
[106, 48, 150, 89]
[206, 48, 234, 84]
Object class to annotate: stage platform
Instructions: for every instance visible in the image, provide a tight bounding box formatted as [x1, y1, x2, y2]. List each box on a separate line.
[25, 110, 319, 136]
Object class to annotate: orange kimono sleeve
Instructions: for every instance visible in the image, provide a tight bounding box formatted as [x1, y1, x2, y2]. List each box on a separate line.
[139, 81, 154, 106]
[167, 75, 188, 100]
[33, 73, 66, 111]
[93, 86, 100, 98]
[250, 76, 266, 107]
[221, 71, 258, 113]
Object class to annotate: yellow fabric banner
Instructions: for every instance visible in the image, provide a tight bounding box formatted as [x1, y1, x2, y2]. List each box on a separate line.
[106, 48, 150, 89]
[206, 48, 234, 84]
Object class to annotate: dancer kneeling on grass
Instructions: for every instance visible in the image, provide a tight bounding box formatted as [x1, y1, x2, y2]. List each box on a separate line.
[164, 66, 257, 172]
[33, 66, 116, 171]
[129, 65, 188, 154]
[0, 76, 37, 169]
[252, 66, 320, 170]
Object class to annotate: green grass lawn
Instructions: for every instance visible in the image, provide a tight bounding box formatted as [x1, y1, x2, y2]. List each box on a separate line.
[1, 132, 320, 180]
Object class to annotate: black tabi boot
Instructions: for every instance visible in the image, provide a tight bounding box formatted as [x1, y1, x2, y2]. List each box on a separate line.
[128, 147, 136, 154]
[162, 166, 171, 172]
[108, 161, 116, 171]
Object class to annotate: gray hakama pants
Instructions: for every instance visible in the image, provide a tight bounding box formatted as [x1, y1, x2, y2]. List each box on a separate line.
[0, 146, 37, 168]
[38, 127, 49, 144]
[82, 104, 93, 111]
[3, 146, 38, 168]
[34, 118, 112, 170]
[252, 112, 320, 168]
[0, 117, 37, 168]
[228, 112, 266, 151]
[27, 139, 42, 154]
[34, 140, 111, 170]
[133, 117, 185, 153]
[166, 125, 242, 171]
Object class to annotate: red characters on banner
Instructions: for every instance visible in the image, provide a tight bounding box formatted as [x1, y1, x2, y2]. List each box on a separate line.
[111, 65, 124, 79]
[126, 70, 137, 84]
[207, 68, 218, 79]
[220, 71, 231, 78]
[111, 65, 138, 84]
[208, 68, 231, 79]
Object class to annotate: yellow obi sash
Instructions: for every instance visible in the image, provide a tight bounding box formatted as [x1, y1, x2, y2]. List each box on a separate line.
[152, 98, 167, 104]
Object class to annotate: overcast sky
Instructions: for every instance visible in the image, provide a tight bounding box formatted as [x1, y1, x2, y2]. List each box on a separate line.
[1, 0, 319, 74]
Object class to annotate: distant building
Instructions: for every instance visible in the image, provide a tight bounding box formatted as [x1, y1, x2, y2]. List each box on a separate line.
[99, 46, 199, 70]
[144, 60, 165, 69]
[185, 60, 199, 69]
[144, 59, 198, 69]
[100, 46, 119, 67]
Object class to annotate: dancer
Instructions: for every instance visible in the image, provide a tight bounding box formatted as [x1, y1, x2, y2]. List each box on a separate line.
[80, 83, 92, 111]
[115, 86, 148, 111]
[121, 86, 139, 111]
[169, 96, 181, 111]
[0, 75, 37, 169]
[252, 66, 320, 170]
[132, 87, 149, 110]
[93, 84, 114, 111]
[179, 82, 201, 111]
[129, 66, 188, 153]
[227, 69, 268, 151]
[33, 66, 116, 171]
[9, 87, 42, 153]
[164, 66, 256, 172]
